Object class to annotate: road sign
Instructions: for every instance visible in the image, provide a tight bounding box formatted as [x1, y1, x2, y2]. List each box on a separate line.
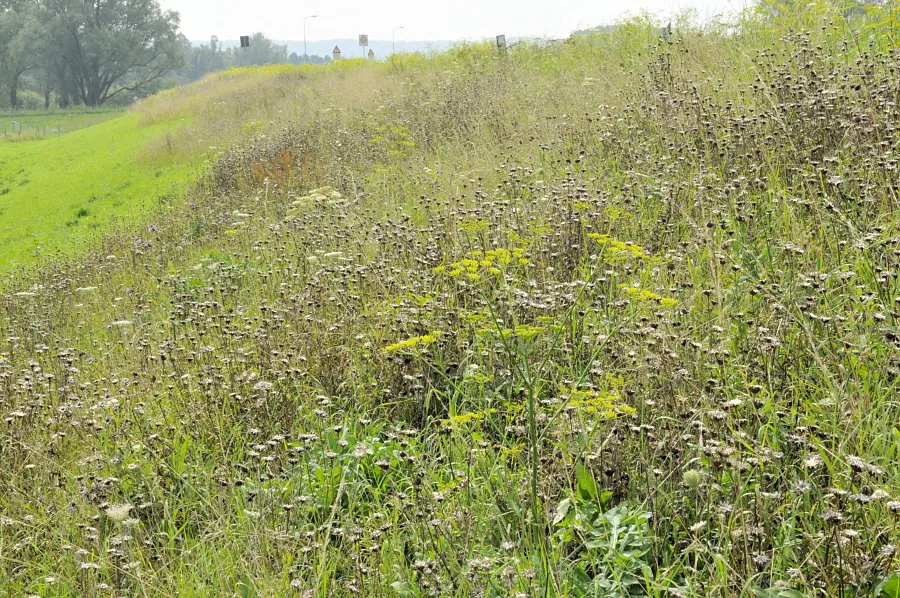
[368, 48, 375, 59]
[240, 35, 250, 48]
[496, 35, 506, 51]
[359, 34, 369, 47]
[333, 45, 342, 60]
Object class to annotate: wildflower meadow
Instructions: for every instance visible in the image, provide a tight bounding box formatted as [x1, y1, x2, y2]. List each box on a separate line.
[1, 2, 899, 595]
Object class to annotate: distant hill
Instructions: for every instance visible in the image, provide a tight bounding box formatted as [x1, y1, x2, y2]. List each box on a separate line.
[572, 24, 619, 36]
[197, 39, 456, 59]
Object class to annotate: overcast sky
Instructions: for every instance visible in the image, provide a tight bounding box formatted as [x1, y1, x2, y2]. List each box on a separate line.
[158, 0, 749, 42]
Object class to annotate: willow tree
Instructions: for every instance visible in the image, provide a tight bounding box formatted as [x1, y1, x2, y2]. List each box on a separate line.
[0, 4, 42, 108]
[42, 0, 184, 106]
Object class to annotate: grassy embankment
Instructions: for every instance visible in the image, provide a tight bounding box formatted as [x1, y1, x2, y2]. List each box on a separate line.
[0, 61, 391, 274]
[0, 109, 120, 142]
[0, 112, 200, 272]
[1, 3, 900, 596]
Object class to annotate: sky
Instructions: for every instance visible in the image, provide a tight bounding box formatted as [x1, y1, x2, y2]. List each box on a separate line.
[157, 0, 749, 42]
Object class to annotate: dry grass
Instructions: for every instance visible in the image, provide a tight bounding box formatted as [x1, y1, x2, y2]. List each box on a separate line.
[1, 4, 899, 596]
[136, 61, 405, 166]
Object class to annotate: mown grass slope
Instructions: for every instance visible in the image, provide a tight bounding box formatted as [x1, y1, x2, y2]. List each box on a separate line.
[1, 4, 899, 597]
[0, 113, 199, 273]
[0, 110, 120, 143]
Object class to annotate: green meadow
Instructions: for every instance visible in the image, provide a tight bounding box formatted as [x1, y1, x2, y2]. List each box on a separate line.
[0, 112, 199, 272]
[0, 110, 120, 142]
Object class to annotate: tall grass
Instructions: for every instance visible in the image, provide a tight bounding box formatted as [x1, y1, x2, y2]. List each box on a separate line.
[1, 3, 899, 596]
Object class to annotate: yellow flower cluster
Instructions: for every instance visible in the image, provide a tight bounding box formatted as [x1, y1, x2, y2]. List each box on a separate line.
[369, 124, 416, 158]
[589, 233, 651, 260]
[441, 408, 498, 427]
[460, 218, 490, 234]
[434, 248, 528, 281]
[619, 285, 678, 307]
[567, 389, 636, 419]
[384, 333, 439, 353]
[499, 324, 546, 340]
[474, 323, 546, 340]
[462, 311, 487, 324]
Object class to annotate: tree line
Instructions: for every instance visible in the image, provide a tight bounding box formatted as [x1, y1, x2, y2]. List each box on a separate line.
[0, 0, 185, 109]
[0, 0, 330, 110]
[177, 34, 331, 85]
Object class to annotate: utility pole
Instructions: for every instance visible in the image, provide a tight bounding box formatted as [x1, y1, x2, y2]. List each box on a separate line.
[304, 15, 318, 63]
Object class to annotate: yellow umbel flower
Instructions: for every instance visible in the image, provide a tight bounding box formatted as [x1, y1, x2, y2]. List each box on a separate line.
[384, 334, 439, 353]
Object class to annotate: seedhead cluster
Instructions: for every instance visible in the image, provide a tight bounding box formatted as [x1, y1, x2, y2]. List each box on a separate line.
[1, 5, 899, 596]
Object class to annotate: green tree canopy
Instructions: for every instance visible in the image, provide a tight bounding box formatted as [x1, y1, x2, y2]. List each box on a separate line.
[41, 0, 185, 106]
[233, 33, 288, 68]
[0, 6, 42, 107]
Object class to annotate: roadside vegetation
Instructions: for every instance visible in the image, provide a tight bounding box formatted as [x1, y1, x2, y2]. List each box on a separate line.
[1, 2, 899, 596]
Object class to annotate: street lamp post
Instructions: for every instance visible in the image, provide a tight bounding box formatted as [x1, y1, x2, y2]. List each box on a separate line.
[392, 26, 405, 55]
[304, 15, 318, 63]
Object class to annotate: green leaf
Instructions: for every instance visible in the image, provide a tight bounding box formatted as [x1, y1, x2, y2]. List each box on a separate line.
[553, 498, 572, 526]
[236, 573, 257, 598]
[877, 574, 900, 598]
[576, 463, 600, 502]
[599, 491, 613, 509]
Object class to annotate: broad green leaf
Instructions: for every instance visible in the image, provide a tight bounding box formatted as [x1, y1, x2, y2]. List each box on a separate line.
[553, 497, 572, 525]
[878, 574, 900, 598]
[576, 463, 600, 502]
